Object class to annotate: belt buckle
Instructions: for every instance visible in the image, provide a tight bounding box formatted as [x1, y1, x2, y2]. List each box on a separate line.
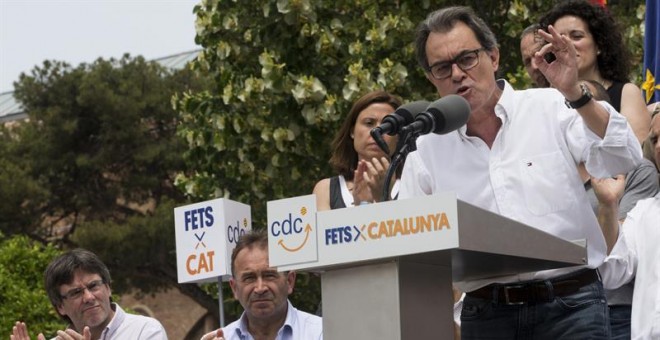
[502, 284, 526, 305]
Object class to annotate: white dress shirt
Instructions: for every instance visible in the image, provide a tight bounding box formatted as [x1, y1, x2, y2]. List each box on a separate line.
[399, 80, 642, 293]
[101, 303, 168, 340]
[221, 300, 322, 340]
[48, 303, 167, 340]
[600, 194, 660, 339]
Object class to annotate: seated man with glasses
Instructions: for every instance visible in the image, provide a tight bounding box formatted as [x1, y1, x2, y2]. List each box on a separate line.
[11, 248, 167, 340]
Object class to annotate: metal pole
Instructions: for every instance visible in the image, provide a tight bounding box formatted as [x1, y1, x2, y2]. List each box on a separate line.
[218, 276, 226, 327]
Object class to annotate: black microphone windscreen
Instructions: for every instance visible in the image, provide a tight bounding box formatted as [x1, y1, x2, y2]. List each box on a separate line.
[395, 100, 431, 122]
[426, 95, 471, 134]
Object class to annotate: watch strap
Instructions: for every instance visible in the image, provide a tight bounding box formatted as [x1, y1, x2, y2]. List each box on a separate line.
[564, 83, 593, 109]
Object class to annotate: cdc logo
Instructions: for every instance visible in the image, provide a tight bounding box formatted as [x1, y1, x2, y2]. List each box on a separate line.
[227, 218, 249, 244]
[270, 206, 312, 252]
[267, 195, 318, 267]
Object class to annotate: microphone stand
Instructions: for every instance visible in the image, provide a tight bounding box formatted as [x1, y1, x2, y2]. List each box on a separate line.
[380, 129, 419, 202]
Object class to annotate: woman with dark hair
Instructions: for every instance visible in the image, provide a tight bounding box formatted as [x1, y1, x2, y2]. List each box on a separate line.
[313, 90, 402, 210]
[540, 0, 650, 143]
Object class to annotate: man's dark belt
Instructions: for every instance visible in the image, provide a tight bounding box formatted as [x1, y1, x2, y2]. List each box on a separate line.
[466, 269, 600, 305]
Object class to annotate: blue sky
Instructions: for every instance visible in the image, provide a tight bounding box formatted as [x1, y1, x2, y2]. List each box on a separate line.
[0, 0, 200, 93]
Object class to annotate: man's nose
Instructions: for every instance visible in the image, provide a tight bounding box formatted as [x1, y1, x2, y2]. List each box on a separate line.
[450, 63, 466, 80]
[81, 287, 96, 302]
[254, 277, 268, 293]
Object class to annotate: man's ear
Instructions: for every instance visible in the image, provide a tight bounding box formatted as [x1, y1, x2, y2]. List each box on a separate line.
[56, 303, 67, 317]
[489, 47, 500, 72]
[229, 277, 239, 299]
[286, 271, 296, 294]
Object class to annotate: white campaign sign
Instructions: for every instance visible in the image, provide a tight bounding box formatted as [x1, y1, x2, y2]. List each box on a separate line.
[174, 198, 251, 283]
[267, 195, 318, 267]
[277, 192, 459, 271]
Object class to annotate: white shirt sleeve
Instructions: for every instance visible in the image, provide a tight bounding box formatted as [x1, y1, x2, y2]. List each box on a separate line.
[599, 211, 638, 290]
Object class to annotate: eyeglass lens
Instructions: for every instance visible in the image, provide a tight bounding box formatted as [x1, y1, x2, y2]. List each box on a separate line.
[62, 280, 104, 300]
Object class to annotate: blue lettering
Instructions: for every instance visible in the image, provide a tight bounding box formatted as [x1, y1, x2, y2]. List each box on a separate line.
[184, 210, 193, 231]
[228, 222, 246, 243]
[293, 217, 303, 233]
[281, 214, 293, 235]
[352, 225, 362, 242]
[325, 228, 333, 245]
[204, 206, 214, 227]
[270, 221, 281, 237]
[324, 226, 357, 245]
[343, 226, 352, 243]
[271, 214, 306, 236]
[185, 206, 216, 232]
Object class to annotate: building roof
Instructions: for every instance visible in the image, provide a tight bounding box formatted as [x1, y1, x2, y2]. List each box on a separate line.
[0, 49, 201, 123]
[0, 90, 25, 123]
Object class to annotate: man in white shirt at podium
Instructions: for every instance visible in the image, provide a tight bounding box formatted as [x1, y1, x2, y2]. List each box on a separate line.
[200, 229, 322, 340]
[399, 5, 641, 339]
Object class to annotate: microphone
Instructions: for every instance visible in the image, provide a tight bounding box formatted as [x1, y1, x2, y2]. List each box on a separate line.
[370, 100, 430, 154]
[372, 100, 431, 136]
[400, 95, 470, 136]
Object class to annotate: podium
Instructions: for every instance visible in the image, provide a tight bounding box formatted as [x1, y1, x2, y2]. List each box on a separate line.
[269, 193, 588, 340]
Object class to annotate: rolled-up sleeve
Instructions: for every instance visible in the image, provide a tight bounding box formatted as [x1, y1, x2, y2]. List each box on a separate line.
[580, 102, 642, 178]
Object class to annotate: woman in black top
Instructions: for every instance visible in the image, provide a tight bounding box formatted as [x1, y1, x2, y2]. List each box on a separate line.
[313, 90, 401, 210]
[540, 0, 650, 143]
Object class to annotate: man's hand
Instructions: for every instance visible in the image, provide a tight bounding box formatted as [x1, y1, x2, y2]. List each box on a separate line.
[11, 321, 46, 340]
[533, 25, 581, 100]
[54, 327, 91, 340]
[592, 175, 626, 207]
[200, 328, 225, 340]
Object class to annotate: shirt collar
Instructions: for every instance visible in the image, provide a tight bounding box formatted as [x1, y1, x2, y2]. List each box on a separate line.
[235, 300, 294, 339]
[493, 79, 512, 125]
[455, 79, 510, 139]
[101, 303, 123, 340]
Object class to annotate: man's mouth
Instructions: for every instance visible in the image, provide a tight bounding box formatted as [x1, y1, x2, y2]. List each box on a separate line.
[82, 305, 100, 313]
[456, 86, 470, 96]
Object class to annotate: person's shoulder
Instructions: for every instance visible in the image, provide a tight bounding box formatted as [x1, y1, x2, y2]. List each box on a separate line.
[631, 194, 660, 213]
[118, 313, 168, 339]
[295, 308, 322, 323]
[313, 177, 331, 193]
[292, 308, 323, 338]
[626, 158, 660, 187]
[313, 177, 333, 210]
[621, 82, 642, 93]
[124, 312, 161, 323]
[515, 86, 561, 98]
[123, 312, 166, 329]
[631, 158, 659, 175]
[222, 318, 242, 333]
[507, 85, 563, 109]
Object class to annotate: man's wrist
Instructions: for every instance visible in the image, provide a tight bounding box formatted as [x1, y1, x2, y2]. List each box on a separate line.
[563, 83, 584, 102]
[564, 82, 593, 109]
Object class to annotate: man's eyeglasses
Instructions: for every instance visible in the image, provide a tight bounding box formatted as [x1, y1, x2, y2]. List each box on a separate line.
[427, 47, 487, 80]
[60, 279, 105, 300]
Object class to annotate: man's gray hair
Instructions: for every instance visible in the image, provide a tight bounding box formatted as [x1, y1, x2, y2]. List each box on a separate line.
[415, 6, 498, 71]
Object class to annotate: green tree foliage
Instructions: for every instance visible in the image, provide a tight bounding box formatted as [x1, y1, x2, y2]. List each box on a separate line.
[8, 56, 194, 238]
[2, 55, 223, 321]
[0, 234, 63, 335]
[0, 129, 49, 236]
